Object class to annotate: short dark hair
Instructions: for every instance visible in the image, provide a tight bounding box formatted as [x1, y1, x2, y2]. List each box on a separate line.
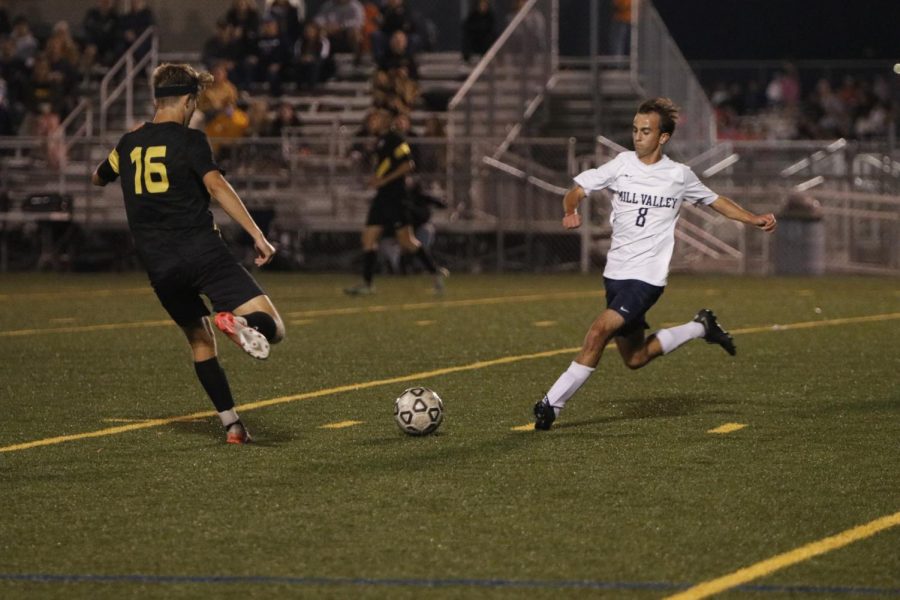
[637, 97, 679, 136]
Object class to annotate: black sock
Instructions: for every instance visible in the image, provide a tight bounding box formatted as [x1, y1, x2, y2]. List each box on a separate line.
[363, 250, 377, 286]
[414, 247, 437, 274]
[194, 357, 234, 413]
[243, 311, 277, 341]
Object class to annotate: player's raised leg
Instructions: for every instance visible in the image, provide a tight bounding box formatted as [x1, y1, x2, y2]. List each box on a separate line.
[182, 317, 252, 444]
[534, 308, 624, 430]
[214, 293, 285, 360]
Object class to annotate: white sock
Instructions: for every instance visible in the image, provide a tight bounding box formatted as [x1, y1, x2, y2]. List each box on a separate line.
[545, 361, 595, 414]
[218, 408, 239, 427]
[656, 321, 705, 354]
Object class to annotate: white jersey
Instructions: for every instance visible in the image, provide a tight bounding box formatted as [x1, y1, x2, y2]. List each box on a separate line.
[574, 151, 718, 287]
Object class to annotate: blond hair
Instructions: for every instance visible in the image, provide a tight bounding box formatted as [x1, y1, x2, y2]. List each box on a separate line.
[151, 63, 214, 107]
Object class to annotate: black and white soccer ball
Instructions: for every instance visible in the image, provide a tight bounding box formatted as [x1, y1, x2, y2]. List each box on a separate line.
[393, 387, 444, 436]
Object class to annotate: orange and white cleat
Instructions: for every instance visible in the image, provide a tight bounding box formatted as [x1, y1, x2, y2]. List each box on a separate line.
[214, 312, 270, 360]
[225, 420, 253, 445]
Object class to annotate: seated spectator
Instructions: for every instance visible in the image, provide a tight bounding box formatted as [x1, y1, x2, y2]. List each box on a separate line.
[199, 61, 239, 120]
[205, 99, 250, 162]
[0, 38, 27, 113]
[120, 0, 155, 61]
[44, 22, 81, 99]
[462, 0, 496, 63]
[267, 100, 302, 136]
[371, 0, 418, 63]
[293, 21, 334, 91]
[202, 20, 241, 72]
[246, 16, 291, 96]
[314, 0, 365, 55]
[23, 55, 65, 118]
[10, 16, 38, 66]
[225, 0, 261, 58]
[506, 0, 546, 54]
[0, 77, 15, 135]
[378, 30, 418, 80]
[265, 0, 304, 49]
[0, 0, 10, 38]
[83, 0, 120, 66]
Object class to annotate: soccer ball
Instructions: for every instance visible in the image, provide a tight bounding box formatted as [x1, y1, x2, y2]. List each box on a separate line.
[394, 387, 444, 436]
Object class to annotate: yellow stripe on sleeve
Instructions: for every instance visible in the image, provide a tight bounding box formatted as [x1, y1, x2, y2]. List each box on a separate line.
[375, 157, 391, 178]
[108, 149, 119, 174]
[393, 142, 411, 159]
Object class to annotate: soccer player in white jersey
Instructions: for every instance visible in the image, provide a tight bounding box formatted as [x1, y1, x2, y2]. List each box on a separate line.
[533, 97, 777, 430]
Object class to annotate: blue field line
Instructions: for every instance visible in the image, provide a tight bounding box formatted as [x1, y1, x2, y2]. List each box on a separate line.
[1, 573, 899, 595]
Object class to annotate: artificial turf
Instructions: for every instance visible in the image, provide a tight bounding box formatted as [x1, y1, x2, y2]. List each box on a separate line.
[2, 273, 898, 599]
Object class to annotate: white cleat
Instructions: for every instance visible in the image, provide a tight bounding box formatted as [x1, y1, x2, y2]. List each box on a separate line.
[214, 312, 270, 360]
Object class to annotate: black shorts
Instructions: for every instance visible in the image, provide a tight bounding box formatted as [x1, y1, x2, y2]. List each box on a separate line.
[134, 229, 265, 327]
[366, 192, 411, 232]
[604, 277, 665, 336]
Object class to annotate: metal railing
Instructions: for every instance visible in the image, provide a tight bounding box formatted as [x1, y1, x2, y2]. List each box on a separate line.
[631, 0, 715, 158]
[100, 27, 159, 135]
[447, 0, 558, 209]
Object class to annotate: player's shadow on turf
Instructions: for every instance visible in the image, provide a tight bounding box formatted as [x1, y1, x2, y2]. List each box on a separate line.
[554, 393, 712, 430]
[166, 419, 295, 446]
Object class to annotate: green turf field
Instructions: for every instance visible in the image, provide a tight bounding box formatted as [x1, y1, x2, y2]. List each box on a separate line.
[2, 273, 898, 599]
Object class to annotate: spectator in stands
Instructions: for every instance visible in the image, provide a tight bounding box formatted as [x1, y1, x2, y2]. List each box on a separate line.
[462, 0, 497, 63]
[225, 0, 261, 59]
[247, 16, 291, 96]
[44, 22, 81, 99]
[378, 30, 418, 80]
[506, 0, 546, 53]
[205, 98, 250, 163]
[120, 0, 155, 62]
[202, 20, 241, 72]
[608, 0, 631, 56]
[360, 1, 381, 57]
[0, 38, 26, 116]
[83, 0, 120, 67]
[294, 21, 334, 90]
[267, 100, 302, 136]
[10, 16, 38, 66]
[0, 78, 14, 135]
[371, 0, 418, 63]
[199, 61, 239, 120]
[0, 1, 10, 38]
[313, 0, 365, 56]
[265, 0, 304, 49]
[23, 55, 64, 119]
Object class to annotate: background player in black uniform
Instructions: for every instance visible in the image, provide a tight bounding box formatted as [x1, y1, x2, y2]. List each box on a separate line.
[345, 109, 447, 295]
[91, 63, 285, 445]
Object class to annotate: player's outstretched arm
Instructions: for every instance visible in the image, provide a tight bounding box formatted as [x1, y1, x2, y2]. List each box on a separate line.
[203, 170, 276, 266]
[710, 196, 777, 232]
[562, 186, 586, 229]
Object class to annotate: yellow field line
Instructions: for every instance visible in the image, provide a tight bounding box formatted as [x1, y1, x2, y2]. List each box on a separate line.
[0, 319, 173, 337]
[3, 310, 900, 454]
[665, 511, 900, 599]
[285, 290, 601, 318]
[0, 346, 578, 453]
[0, 290, 601, 337]
[319, 420, 364, 429]
[0, 287, 151, 301]
[706, 423, 747, 434]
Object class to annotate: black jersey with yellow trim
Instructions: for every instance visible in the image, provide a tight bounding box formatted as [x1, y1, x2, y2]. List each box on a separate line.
[96, 122, 220, 234]
[373, 130, 412, 197]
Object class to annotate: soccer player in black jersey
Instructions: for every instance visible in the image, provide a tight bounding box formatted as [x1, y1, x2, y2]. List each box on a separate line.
[91, 63, 285, 444]
[344, 109, 447, 295]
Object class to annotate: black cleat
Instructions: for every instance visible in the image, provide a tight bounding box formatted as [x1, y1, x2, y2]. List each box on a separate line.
[693, 308, 736, 356]
[533, 398, 556, 431]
